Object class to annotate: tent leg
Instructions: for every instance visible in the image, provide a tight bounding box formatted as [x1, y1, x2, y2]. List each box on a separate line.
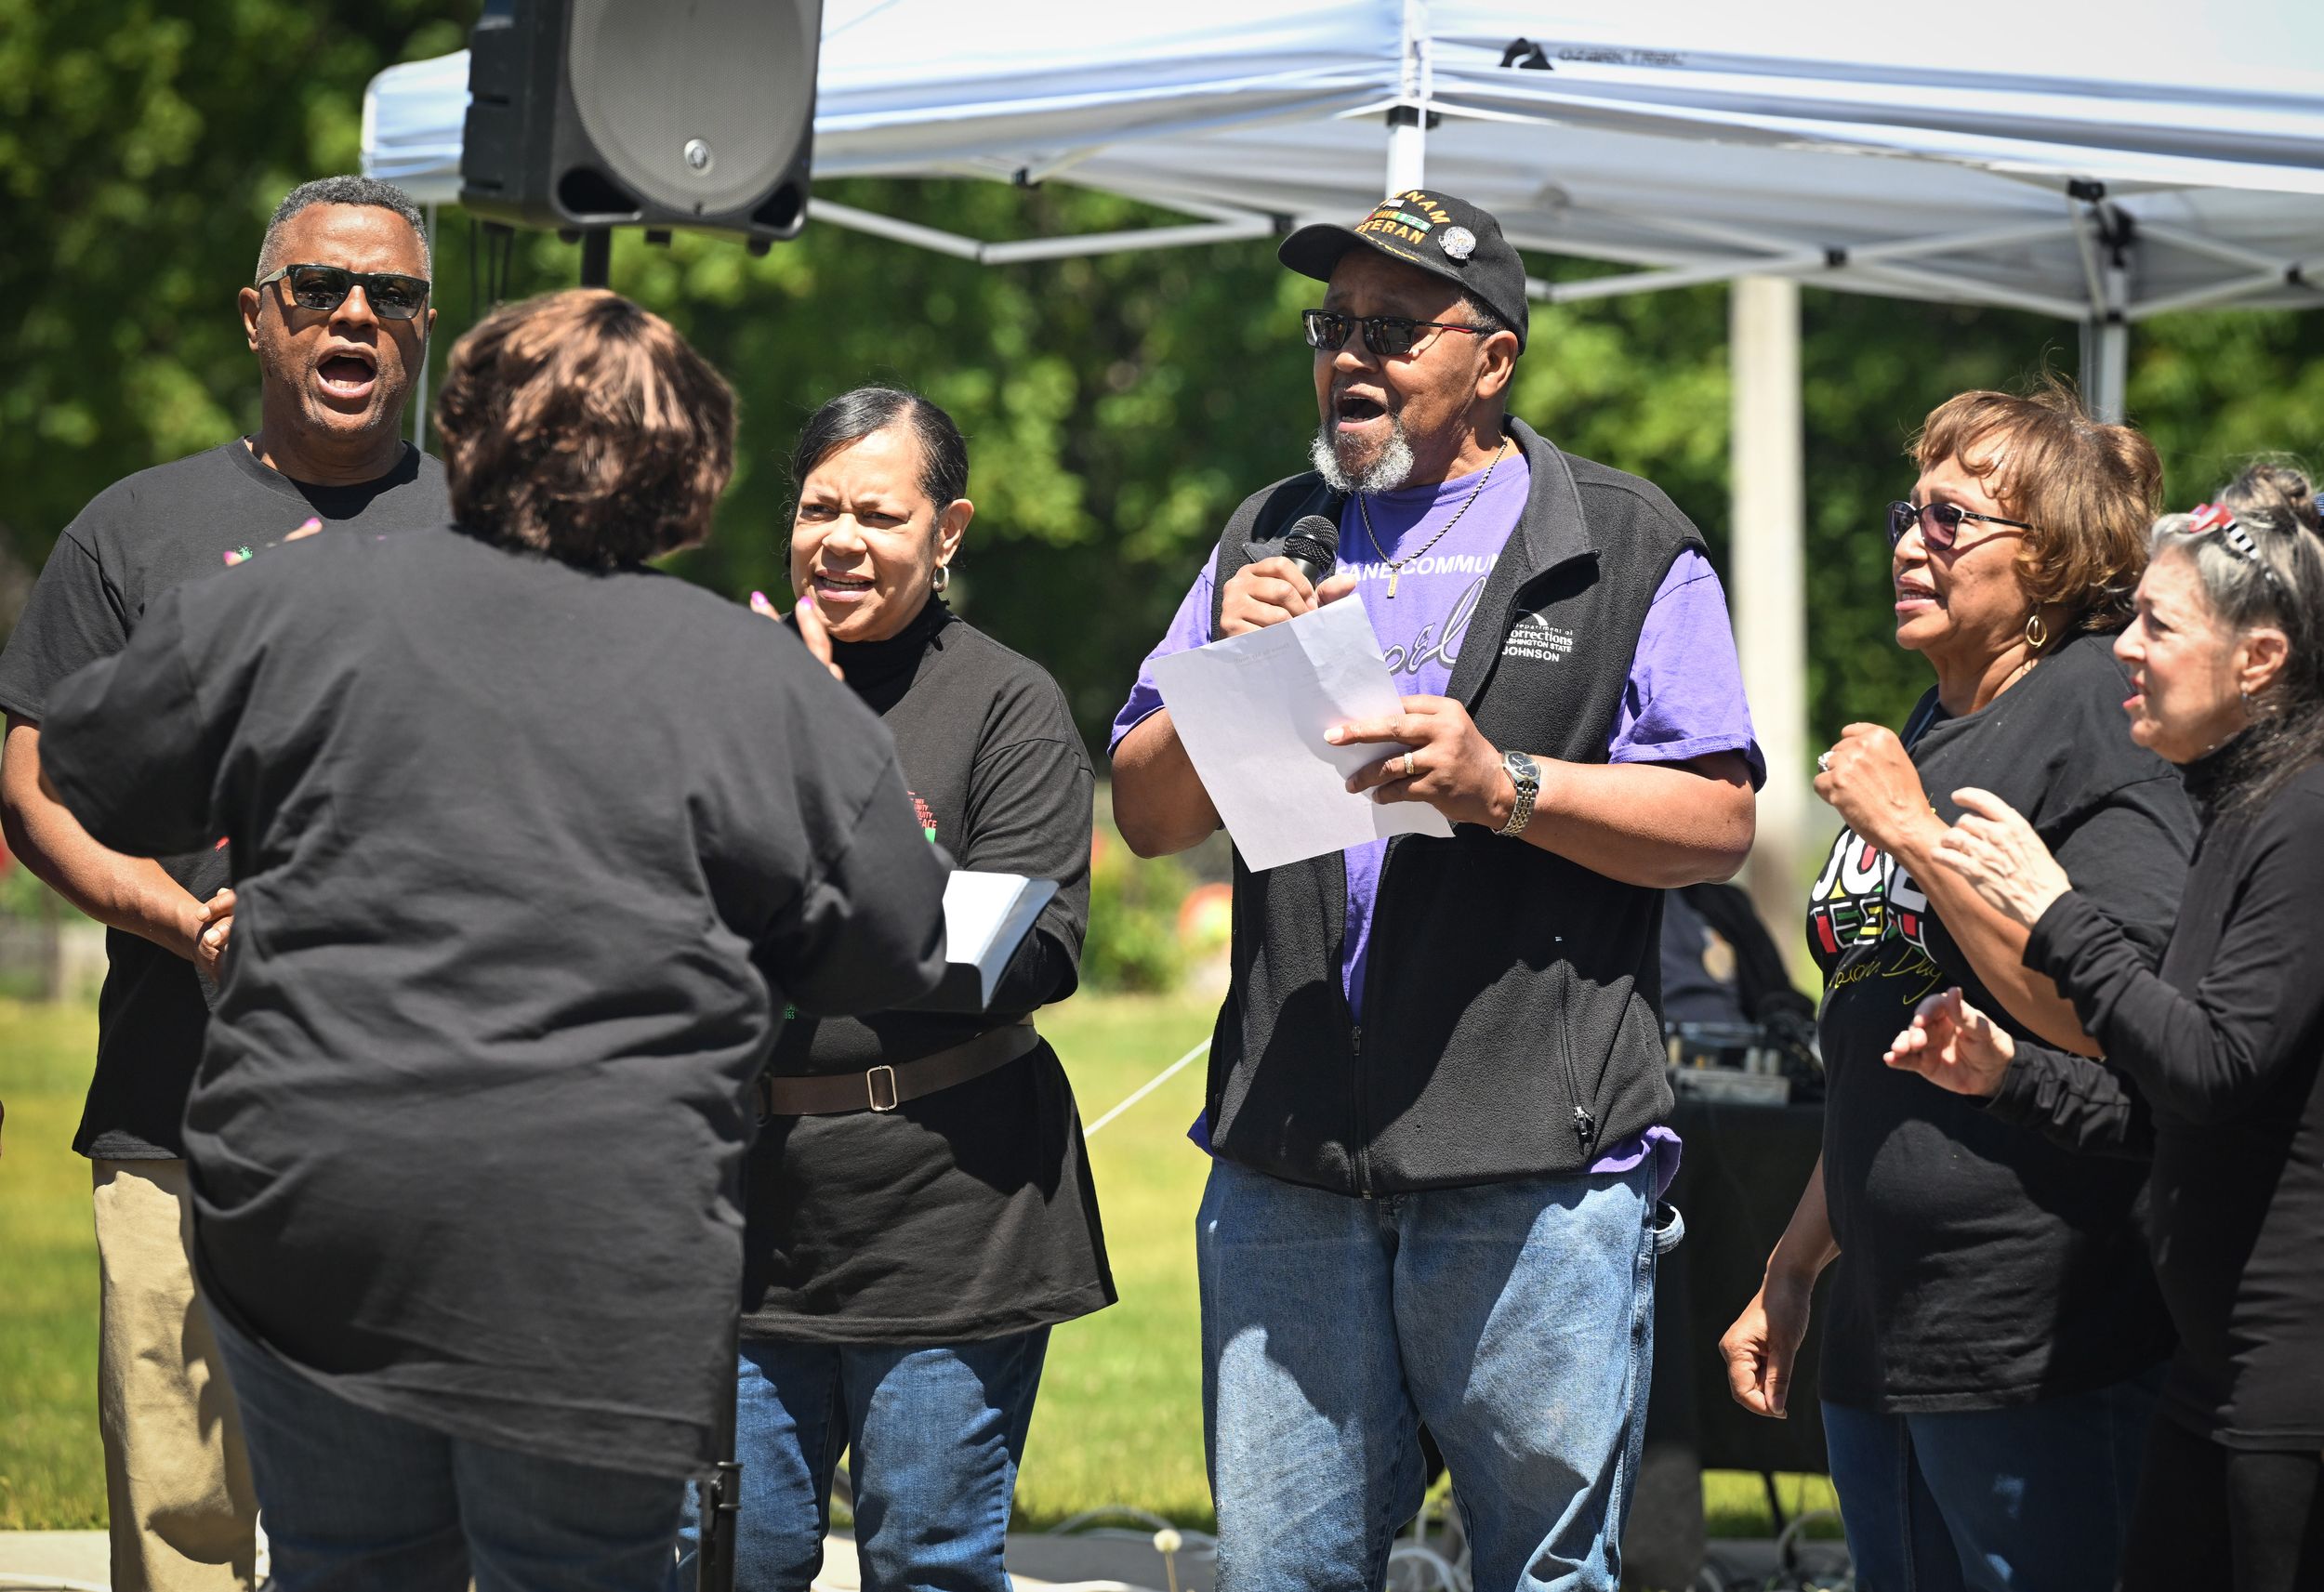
[1386, 109, 1426, 194]
[1730, 277, 1812, 979]
[2080, 314, 2129, 423]
[414, 204, 438, 450]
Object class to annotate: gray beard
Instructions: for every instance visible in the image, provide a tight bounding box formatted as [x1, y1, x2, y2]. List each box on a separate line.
[1310, 418, 1416, 495]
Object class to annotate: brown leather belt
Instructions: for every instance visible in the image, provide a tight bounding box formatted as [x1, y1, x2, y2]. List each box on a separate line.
[759, 1020, 1038, 1117]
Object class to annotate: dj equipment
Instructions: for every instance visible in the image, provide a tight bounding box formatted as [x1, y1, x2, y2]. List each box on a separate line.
[459, 0, 822, 246]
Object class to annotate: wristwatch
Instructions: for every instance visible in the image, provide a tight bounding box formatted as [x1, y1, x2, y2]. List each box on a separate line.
[1497, 750, 1539, 836]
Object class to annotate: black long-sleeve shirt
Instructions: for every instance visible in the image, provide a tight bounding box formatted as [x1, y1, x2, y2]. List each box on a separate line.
[1994, 754, 2324, 1447]
[37, 524, 950, 1476]
[738, 600, 1115, 1344]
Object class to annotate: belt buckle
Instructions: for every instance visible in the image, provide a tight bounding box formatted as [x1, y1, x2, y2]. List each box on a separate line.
[865, 1065, 900, 1112]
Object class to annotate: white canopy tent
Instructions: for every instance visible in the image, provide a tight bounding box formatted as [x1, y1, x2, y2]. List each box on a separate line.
[362, 0, 2324, 928]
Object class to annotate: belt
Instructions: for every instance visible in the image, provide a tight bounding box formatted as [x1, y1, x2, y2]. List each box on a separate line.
[759, 1020, 1038, 1117]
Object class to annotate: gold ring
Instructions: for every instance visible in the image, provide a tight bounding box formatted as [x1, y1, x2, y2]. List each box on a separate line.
[1402, 752, 1417, 778]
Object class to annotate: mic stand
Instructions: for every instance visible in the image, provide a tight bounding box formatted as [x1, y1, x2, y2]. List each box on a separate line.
[697, 1311, 742, 1592]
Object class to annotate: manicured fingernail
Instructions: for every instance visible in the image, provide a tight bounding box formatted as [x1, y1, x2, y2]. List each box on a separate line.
[798, 591, 814, 608]
[1324, 728, 1344, 743]
[223, 551, 243, 566]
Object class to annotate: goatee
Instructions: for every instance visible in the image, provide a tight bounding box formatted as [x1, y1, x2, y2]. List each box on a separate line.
[1311, 419, 1416, 495]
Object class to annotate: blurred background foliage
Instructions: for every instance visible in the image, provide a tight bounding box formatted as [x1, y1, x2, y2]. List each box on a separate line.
[5, 0, 2323, 763]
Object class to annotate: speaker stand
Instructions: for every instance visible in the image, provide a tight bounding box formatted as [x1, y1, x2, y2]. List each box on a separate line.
[579, 230, 612, 288]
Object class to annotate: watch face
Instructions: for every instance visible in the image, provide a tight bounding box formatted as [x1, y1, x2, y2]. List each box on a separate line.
[1504, 750, 1539, 788]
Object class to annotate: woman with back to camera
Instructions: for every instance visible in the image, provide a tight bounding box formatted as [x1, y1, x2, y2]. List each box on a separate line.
[1718, 381, 2198, 1588]
[1889, 464, 2324, 1588]
[671, 388, 1113, 1592]
[28, 291, 951, 1591]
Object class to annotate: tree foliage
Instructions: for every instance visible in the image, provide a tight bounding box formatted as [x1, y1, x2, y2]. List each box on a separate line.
[6, 1, 2322, 773]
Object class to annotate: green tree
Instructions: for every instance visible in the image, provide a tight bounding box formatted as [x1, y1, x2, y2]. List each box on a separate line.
[5, 0, 2320, 766]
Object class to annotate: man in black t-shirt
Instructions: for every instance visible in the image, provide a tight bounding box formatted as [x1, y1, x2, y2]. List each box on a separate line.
[0, 175, 447, 1592]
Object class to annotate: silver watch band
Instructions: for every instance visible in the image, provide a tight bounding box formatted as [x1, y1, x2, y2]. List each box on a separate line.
[1497, 752, 1538, 836]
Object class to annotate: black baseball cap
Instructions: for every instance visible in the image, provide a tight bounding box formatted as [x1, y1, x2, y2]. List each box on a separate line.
[1280, 190, 1529, 351]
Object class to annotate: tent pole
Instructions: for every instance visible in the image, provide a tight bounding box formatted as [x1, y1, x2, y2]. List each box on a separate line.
[2080, 315, 2129, 423]
[1730, 276, 1813, 979]
[1385, 0, 1430, 193]
[414, 203, 438, 450]
[2079, 214, 2132, 422]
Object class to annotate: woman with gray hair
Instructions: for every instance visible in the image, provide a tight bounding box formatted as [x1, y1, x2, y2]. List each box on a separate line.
[1887, 463, 2324, 1586]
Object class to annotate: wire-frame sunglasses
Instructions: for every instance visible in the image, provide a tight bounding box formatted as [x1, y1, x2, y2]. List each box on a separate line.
[1302, 309, 1489, 359]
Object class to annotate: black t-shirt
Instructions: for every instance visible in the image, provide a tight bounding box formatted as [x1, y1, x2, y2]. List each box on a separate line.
[0, 440, 448, 1158]
[739, 601, 1115, 1344]
[34, 524, 950, 1477]
[1809, 630, 2196, 1412]
[2009, 757, 2324, 1447]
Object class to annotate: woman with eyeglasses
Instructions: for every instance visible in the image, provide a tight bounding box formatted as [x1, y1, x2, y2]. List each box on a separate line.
[1719, 382, 2198, 1588]
[1887, 463, 2324, 1588]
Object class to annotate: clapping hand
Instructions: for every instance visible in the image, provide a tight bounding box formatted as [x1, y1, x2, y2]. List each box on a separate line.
[751, 589, 842, 682]
[1883, 987, 2014, 1098]
[1813, 724, 1941, 854]
[1931, 787, 2072, 928]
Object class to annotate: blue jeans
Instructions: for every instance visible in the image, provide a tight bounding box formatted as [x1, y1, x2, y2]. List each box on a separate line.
[1197, 1157, 1664, 1592]
[1822, 1369, 2160, 1592]
[672, 1328, 1050, 1592]
[211, 1309, 684, 1592]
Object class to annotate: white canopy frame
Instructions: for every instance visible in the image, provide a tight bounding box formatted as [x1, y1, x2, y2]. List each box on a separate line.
[363, 0, 2324, 943]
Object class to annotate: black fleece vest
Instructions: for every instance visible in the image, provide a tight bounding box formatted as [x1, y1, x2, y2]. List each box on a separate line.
[1202, 420, 1705, 1195]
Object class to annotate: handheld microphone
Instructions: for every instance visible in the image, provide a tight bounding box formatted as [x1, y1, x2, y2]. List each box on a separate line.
[1277, 514, 1340, 588]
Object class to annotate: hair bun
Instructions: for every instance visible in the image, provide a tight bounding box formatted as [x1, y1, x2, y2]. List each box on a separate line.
[2222, 459, 2322, 535]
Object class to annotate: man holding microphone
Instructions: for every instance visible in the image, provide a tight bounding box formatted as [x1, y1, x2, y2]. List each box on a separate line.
[1109, 191, 1761, 1589]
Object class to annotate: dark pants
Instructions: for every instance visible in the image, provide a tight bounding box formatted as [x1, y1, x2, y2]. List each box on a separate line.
[1821, 1369, 2159, 1592]
[673, 1328, 1050, 1592]
[212, 1310, 684, 1592]
[2119, 1414, 2324, 1592]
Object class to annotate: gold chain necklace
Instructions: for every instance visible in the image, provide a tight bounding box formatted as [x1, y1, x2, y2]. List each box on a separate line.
[1356, 438, 1510, 599]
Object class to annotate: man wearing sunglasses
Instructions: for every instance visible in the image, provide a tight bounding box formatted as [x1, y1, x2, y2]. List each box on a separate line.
[0, 174, 448, 1592]
[1110, 190, 1762, 1589]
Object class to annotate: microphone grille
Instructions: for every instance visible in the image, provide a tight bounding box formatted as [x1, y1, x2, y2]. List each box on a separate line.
[1287, 514, 1340, 557]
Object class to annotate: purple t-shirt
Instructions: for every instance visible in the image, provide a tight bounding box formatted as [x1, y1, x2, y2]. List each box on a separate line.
[1109, 452, 1762, 1191]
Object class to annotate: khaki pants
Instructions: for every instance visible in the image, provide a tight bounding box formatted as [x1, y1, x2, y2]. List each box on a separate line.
[92, 1159, 259, 1592]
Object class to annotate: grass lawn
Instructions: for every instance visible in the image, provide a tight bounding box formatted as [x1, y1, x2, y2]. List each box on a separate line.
[0, 999, 105, 1529]
[0, 993, 1832, 1537]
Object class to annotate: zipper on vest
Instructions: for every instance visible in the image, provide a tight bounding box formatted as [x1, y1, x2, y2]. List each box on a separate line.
[1350, 1021, 1372, 1198]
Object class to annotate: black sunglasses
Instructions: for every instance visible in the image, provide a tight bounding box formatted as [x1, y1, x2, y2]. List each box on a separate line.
[255, 263, 431, 321]
[1302, 309, 1488, 359]
[1886, 499, 2038, 552]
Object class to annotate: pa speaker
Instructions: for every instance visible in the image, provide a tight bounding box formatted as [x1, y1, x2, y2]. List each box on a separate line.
[459, 0, 821, 243]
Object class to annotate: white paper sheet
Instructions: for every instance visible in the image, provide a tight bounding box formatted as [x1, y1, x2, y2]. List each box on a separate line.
[942, 870, 1060, 1007]
[1150, 599, 1454, 872]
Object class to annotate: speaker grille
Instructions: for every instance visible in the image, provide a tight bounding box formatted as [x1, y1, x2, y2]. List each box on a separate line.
[568, 0, 813, 217]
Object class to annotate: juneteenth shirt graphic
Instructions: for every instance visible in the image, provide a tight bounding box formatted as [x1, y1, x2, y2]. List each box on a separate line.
[1804, 821, 1948, 1016]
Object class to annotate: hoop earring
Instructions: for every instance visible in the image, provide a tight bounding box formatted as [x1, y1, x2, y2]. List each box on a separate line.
[2025, 612, 2049, 651]
[931, 562, 951, 594]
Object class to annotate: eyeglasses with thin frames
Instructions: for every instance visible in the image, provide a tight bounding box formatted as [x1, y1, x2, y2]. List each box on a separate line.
[1302, 309, 1488, 359]
[1886, 499, 2038, 553]
[254, 263, 432, 322]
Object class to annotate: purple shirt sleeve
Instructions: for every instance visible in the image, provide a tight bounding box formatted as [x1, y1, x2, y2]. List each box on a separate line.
[1608, 549, 1765, 789]
[1107, 554, 1216, 758]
